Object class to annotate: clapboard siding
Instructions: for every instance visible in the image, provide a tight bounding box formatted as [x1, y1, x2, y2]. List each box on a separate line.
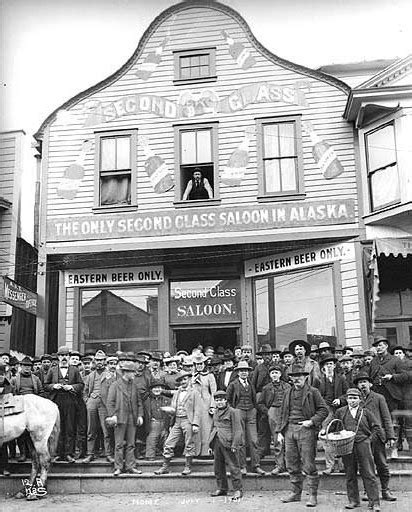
[65, 287, 75, 346]
[44, 4, 357, 223]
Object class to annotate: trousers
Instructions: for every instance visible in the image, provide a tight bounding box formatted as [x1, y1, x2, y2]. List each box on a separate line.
[342, 439, 380, 505]
[114, 415, 136, 471]
[238, 408, 260, 470]
[285, 423, 318, 482]
[86, 396, 112, 456]
[163, 417, 196, 458]
[213, 437, 242, 492]
[371, 437, 390, 490]
[145, 419, 167, 458]
[54, 392, 78, 457]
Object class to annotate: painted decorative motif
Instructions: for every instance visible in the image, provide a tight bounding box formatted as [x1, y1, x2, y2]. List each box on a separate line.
[83, 81, 309, 126]
[139, 135, 174, 193]
[302, 121, 344, 180]
[221, 30, 256, 69]
[56, 140, 93, 200]
[135, 37, 169, 80]
[221, 127, 254, 186]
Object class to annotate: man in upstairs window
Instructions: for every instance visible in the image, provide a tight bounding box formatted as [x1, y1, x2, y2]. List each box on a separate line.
[182, 168, 213, 200]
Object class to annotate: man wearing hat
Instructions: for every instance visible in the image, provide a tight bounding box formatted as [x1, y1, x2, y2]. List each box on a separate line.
[318, 342, 334, 357]
[277, 364, 328, 507]
[133, 353, 152, 459]
[69, 350, 88, 460]
[83, 350, 114, 463]
[251, 344, 278, 459]
[226, 360, 266, 476]
[80, 354, 93, 380]
[317, 353, 348, 475]
[44, 346, 84, 463]
[154, 371, 202, 476]
[333, 388, 381, 511]
[144, 380, 171, 460]
[38, 354, 52, 387]
[163, 356, 182, 390]
[257, 364, 290, 475]
[14, 356, 43, 462]
[150, 353, 166, 383]
[217, 350, 236, 391]
[369, 337, 407, 457]
[288, 340, 321, 387]
[209, 390, 243, 500]
[106, 359, 144, 475]
[355, 372, 396, 501]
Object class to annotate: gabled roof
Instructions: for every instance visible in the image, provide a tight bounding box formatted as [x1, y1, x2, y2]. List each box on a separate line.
[34, 0, 350, 141]
[357, 55, 412, 89]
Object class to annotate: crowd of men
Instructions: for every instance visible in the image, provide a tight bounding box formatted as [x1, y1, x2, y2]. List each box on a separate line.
[1, 336, 412, 510]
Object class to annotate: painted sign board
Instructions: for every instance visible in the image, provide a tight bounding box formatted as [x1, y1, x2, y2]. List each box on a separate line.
[1, 276, 37, 315]
[170, 280, 241, 324]
[245, 242, 356, 278]
[64, 266, 164, 287]
[47, 199, 355, 242]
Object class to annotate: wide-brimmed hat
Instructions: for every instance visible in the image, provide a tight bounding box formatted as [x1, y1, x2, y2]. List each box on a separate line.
[119, 360, 135, 372]
[318, 341, 334, 353]
[288, 364, 309, 377]
[94, 350, 106, 359]
[319, 353, 338, 367]
[372, 336, 389, 347]
[57, 346, 70, 356]
[346, 388, 362, 397]
[353, 372, 372, 385]
[192, 353, 208, 364]
[289, 339, 311, 356]
[20, 356, 33, 366]
[176, 371, 192, 382]
[390, 345, 406, 354]
[235, 360, 252, 371]
[256, 344, 276, 355]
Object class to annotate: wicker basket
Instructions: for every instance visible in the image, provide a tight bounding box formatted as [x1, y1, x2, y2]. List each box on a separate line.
[319, 419, 356, 457]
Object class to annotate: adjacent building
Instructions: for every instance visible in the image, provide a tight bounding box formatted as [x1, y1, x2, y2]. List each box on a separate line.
[34, 0, 367, 356]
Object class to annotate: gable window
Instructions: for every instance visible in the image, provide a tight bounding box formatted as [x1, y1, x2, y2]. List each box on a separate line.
[94, 130, 137, 208]
[174, 123, 219, 203]
[174, 48, 216, 85]
[365, 123, 400, 211]
[257, 116, 304, 200]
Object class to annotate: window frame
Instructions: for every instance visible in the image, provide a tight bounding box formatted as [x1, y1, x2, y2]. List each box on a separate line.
[174, 121, 220, 206]
[173, 47, 217, 86]
[365, 121, 401, 212]
[256, 115, 305, 202]
[93, 129, 138, 211]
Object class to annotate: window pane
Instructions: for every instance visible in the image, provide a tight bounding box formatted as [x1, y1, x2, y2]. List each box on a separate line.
[101, 138, 116, 170]
[264, 124, 279, 158]
[200, 54, 209, 66]
[190, 55, 200, 67]
[197, 130, 212, 163]
[180, 56, 191, 68]
[279, 123, 296, 157]
[255, 267, 337, 348]
[367, 124, 396, 171]
[116, 137, 130, 169]
[190, 66, 200, 78]
[281, 159, 297, 191]
[81, 287, 159, 353]
[264, 160, 281, 193]
[200, 65, 210, 77]
[100, 175, 131, 205]
[180, 66, 190, 79]
[370, 165, 400, 209]
[181, 131, 197, 164]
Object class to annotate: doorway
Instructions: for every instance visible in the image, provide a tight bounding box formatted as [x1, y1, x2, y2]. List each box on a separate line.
[173, 327, 239, 354]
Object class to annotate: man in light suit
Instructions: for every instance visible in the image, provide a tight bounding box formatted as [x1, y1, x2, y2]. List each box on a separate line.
[154, 371, 202, 476]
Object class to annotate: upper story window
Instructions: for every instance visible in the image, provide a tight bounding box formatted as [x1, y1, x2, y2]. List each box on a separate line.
[174, 123, 219, 203]
[365, 122, 400, 211]
[257, 116, 304, 200]
[94, 130, 137, 208]
[174, 48, 216, 85]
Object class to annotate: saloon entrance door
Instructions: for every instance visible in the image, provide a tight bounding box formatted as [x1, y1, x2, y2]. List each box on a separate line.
[173, 326, 239, 354]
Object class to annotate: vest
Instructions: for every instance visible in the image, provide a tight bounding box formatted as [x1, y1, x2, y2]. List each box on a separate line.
[237, 382, 254, 411]
[188, 178, 209, 200]
[323, 378, 335, 406]
[289, 387, 305, 423]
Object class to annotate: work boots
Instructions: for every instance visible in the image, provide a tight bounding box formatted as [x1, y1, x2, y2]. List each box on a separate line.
[306, 474, 319, 507]
[281, 481, 302, 503]
[181, 456, 193, 475]
[154, 457, 171, 475]
[382, 489, 397, 501]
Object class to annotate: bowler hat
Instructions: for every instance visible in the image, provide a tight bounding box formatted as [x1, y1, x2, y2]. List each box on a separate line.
[288, 364, 309, 377]
[235, 360, 252, 371]
[346, 388, 362, 397]
[372, 337, 389, 347]
[289, 339, 311, 356]
[256, 344, 276, 355]
[353, 372, 372, 385]
[319, 353, 337, 367]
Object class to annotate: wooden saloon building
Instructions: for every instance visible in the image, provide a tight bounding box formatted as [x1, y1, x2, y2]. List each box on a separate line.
[34, 0, 367, 356]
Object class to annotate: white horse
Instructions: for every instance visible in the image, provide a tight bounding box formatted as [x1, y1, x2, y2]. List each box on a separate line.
[0, 394, 60, 492]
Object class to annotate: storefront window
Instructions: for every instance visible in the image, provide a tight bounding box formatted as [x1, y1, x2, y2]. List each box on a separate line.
[255, 266, 337, 348]
[80, 287, 158, 353]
